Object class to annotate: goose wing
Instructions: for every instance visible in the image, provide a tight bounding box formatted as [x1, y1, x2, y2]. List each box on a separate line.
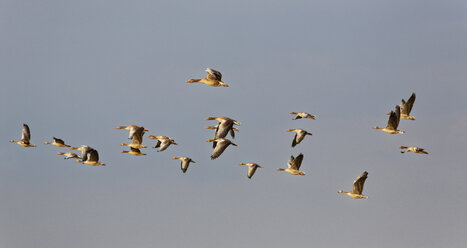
[386, 105, 401, 130]
[351, 171, 368, 195]
[216, 119, 234, 139]
[292, 130, 306, 147]
[130, 147, 141, 153]
[288, 153, 304, 170]
[81, 146, 93, 161]
[53, 137, 65, 145]
[211, 139, 230, 160]
[247, 165, 258, 179]
[21, 124, 31, 143]
[206, 68, 222, 81]
[403, 93, 416, 115]
[87, 149, 99, 162]
[180, 159, 190, 173]
[159, 139, 170, 151]
[131, 127, 145, 145]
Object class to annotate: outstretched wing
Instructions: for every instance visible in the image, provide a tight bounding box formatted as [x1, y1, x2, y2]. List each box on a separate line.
[131, 127, 145, 145]
[386, 105, 400, 130]
[211, 139, 230, 160]
[288, 153, 304, 170]
[53, 137, 65, 145]
[21, 124, 31, 143]
[351, 171, 368, 195]
[404, 93, 416, 115]
[247, 166, 258, 179]
[206, 68, 222, 81]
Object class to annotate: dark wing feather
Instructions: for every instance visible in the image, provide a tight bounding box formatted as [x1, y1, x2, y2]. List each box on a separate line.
[21, 124, 31, 143]
[404, 93, 416, 115]
[131, 127, 145, 145]
[386, 106, 400, 130]
[130, 147, 140, 153]
[294, 153, 304, 170]
[87, 149, 99, 162]
[216, 120, 234, 139]
[206, 68, 222, 81]
[53, 137, 65, 145]
[351, 171, 368, 195]
[294, 131, 306, 147]
[211, 139, 230, 160]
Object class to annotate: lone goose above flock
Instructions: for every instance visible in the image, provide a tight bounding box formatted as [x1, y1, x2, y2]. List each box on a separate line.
[186, 68, 229, 87]
[373, 105, 405, 134]
[9, 124, 36, 147]
[239, 162, 262, 179]
[338, 171, 368, 199]
[286, 129, 312, 147]
[276, 153, 305, 175]
[387, 93, 416, 120]
[289, 112, 316, 120]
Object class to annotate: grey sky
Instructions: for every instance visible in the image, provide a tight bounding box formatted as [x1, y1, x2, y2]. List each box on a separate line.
[1, 0, 466, 247]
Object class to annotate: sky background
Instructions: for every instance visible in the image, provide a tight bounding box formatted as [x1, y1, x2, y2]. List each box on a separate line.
[1, 0, 467, 247]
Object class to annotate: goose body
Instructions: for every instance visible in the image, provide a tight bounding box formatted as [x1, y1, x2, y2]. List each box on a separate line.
[115, 125, 149, 139]
[74, 147, 106, 166]
[399, 146, 428, 154]
[121, 147, 146, 156]
[239, 162, 262, 179]
[387, 93, 416, 120]
[186, 68, 229, 87]
[289, 112, 316, 120]
[338, 171, 368, 199]
[172, 156, 196, 173]
[276, 153, 305, 175]
[56, 152, 80, 159]
[148, 135, 178, 152]
[120, 126, 147, 149]
[286, 129, 312, 147]
[44, 137, 71, 147]
[373, 105, 405, 134]
[206, 138, 237, 160]
[9, 124, 36, 147]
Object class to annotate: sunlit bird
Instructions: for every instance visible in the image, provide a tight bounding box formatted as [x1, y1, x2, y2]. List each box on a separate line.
[120, 126, 147, 149]
[286, 129, 312, 147]
[74, 147, 106, 166]
[206, 138, 237, 160]
[239, 162, 262, 179]
[205, 116, 240, 148]
[276, 153, 305, 175]
[386, 93, 416, 120]
[148, 135, 178, 152]
[115, 125, 149, 139]
[186, 68, 229, 87]
[44, 137, 71, 147]
[289, 112, 316, 120]
[172, 156, 196, 173]
[338, 171, 369, 199]
[373, 105, 405, 134]
[399, 146, 428, 154]
[9, 124, 36, 147]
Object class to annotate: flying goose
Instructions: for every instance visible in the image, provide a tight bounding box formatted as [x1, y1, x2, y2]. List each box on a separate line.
[44, 137, 71, 147]
[338, 171, 368, 199]
[387, 93, 416, 120]
[147, 135, 178, 152]
[206, 138, 237, 160]
[289, 112, 316, 120]
[205, 116, 240, 147]
[115, 125, 149, 139]
[172, 157, 196, 173]
[56, 152, 80, 159]
[399, 146, 428, 154]
[120, 126, 147, 149]
[373, 105, 405, 134]
[74, 148, 106, 166]
[186, 68, 229, 87]
[70, 145, 94, 161]
[286, 129, 312, 147]
[120, 147, 147, 156]
[276, 153, 305, 175]
[239, 163, 262, 179]
[9, 124, 36, 147]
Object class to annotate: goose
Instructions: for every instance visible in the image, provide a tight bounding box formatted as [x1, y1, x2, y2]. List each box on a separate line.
[115, 125, 149, 139]
[56, 152, 80, 159]
[276, 153, 305, 175]
[387, 93, 416, 120]
[120, 126, 147, 149]
[120, 147, 147, 156]
[399, 146, 428, 154]
[172, 157, 196, 173]
[69, 145, 94, 160]
[338, 171, 368, 199]
[239, 163, 262, 179]
[74, 148, 106, 166]
[9, 124, 36, 147]
[147, 135, 178, 152]
[289, 112, 316, 120]
[373, 105, 405, 134]
[286, 129, 312, 147]
[205, 116, 240, 147]
[186, 68, 229, 87]
[206, 138, 237, 160]
[44, 137, 71, 147]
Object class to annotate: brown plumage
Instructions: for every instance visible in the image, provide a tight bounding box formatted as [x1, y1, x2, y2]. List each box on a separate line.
[9, 124, 36, 147]
[186, 68, 229, 87]
[338, 171, 368, 199]
[206, 138, 237, 160]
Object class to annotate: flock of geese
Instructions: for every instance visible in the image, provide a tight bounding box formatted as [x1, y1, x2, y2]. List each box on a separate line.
[9, 68, 429, 199]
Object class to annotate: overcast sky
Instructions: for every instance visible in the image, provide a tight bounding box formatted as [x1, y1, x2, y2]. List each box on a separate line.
[1, 0, 466, 247]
